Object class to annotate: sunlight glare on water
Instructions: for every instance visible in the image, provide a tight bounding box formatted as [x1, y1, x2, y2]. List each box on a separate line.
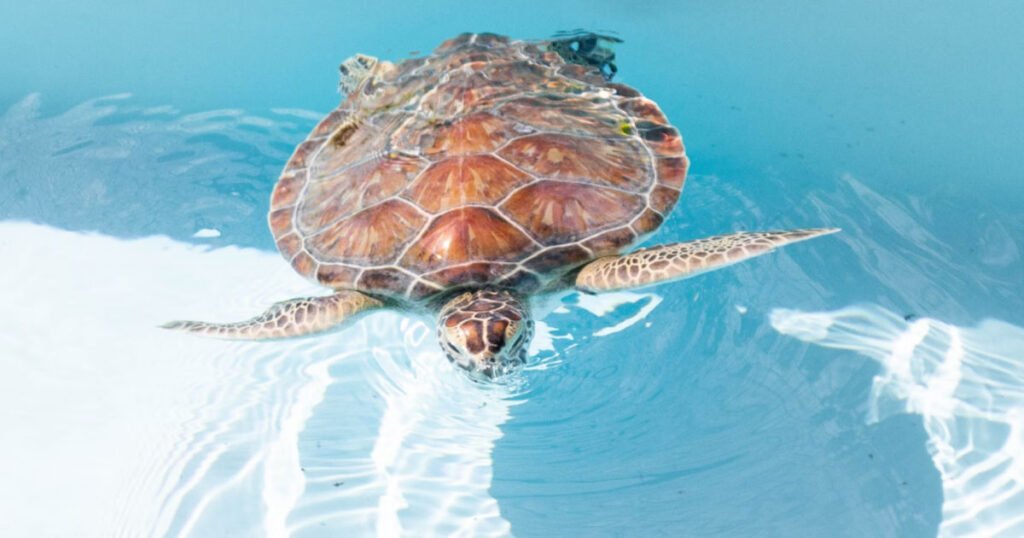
[0, 220, 520, 537]
[772, 306, 1024, 537]
[0, 79, 1019, 538]
[2, 1, 1023, 535]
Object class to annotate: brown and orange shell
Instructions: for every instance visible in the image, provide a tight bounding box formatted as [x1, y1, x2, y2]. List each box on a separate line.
[269, 33, 688, 302]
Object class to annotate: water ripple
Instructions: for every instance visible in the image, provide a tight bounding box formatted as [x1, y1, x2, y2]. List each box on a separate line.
[4, 92, 1023, 536]
[773, 305, 1024, 538]
[0, 93, 316, 248]
[0, 221, 516, 537]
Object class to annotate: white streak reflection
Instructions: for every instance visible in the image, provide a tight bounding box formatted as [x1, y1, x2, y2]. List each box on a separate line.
[771, 305, 1024, 537]
[0, 221, 513, 537]
[524, 291, 662, 373]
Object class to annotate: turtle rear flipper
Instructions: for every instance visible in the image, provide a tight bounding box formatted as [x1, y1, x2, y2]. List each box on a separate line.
[575, 228, 840, 293]
[162, 290, 383, 340]
[549, 32, 622, 80]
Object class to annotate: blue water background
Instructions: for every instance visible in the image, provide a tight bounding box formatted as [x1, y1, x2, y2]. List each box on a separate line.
[2, 1, 1023, 536]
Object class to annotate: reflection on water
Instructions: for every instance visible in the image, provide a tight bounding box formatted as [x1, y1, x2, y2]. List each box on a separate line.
[0, 217, 675, 536]
[3, 92, 1023, 536]
[0, 221, 515, 537]
[528, 291, 662, 370]
[0, 93, 312, 249]
[0, 221, 673, 537]
[365, 322, 515, 537]
[773, 305, 1024, 538]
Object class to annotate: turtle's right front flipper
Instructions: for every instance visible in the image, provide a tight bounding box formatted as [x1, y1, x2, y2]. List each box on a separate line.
[162, 290, 383, 340]
[575, 228, 839, 293]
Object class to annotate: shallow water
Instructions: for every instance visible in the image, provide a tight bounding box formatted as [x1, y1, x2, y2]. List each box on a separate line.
[2, 2, 1023, 537]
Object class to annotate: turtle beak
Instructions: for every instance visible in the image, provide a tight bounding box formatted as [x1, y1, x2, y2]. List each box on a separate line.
[478, 359, 499, 379]
[467, 350, 502, 379]
[471, 348, 526, 379]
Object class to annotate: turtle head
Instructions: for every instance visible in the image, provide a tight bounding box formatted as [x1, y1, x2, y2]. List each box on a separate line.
[437, 289, 533, 379]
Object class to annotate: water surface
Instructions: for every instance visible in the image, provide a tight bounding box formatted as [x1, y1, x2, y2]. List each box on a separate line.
[2, 1, 1022, 536]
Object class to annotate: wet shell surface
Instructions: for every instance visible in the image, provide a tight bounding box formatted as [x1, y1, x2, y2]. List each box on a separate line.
[269, 33, 688, 302]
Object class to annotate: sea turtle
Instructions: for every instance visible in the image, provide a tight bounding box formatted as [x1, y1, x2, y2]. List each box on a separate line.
[164, 33, 838, 377]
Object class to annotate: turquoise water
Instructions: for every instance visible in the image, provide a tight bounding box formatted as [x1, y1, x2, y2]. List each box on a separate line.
[2, 1, 1023, 536]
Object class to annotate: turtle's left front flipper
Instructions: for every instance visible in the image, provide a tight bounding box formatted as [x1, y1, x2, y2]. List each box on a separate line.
[575, 228, 839, 293]
[161, 290, 383, 340]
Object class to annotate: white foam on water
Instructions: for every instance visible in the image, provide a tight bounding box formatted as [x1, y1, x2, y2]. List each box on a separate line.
[570, 291, 663, 338]
[192, 228, 221, 238]
[521, 291, 661, 374]
[771, 305, 1024, 537]
[591, 296, 662, 337]
[0, 221, 513, 537]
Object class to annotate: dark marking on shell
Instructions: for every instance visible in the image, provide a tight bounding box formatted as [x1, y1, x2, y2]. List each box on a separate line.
[316, 264, 359, 287]
[523, 244, 591, 273]
[358, 268, 413, 295]
[330, 122, 360, 148]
